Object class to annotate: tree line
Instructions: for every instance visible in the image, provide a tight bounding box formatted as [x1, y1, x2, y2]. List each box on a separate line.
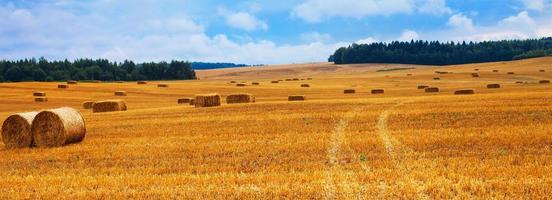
[329, 37, 552, 65]
[0, 58, 196, 82]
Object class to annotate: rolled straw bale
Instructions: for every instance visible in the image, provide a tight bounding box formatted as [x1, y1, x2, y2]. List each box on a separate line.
[454, 89, 475, 95]
[487, 84, 501, 89]
[252, 82, 260, 85]
[92, 100, 127, 113]
[424, 87, 439, 93]
[493, 70, 499, 72]
[226, 93, 255, 104]
[195, 94, 221, 108]
[31, 107, 86, 148]
[301, 84, 310, 88]
[230, 81, 236, 83]
[417, 85, 429, 89]
[288, 95, 306, 101]
[82, 101, 94, 109]
[189, 99, 195, 106]
[158, 84, 169, 88]
[114, 91, 127, 96]
[407, 74, 413, 76]
[33, 91, 46, 97]
[515, 81, 524, 84]
[34, 97, 48, 102]
[344, 89, 356, 94]
[300, 79, 305, 80]
[1, 111, 39, 149]
[58, 84, 68, 89]
[67, 80, 78, 84]
[433, 77, 441, 80]
[178, 98, 193, 104]
[539, 69, 546, 72]
[474, 69, 479, 71]
[236, 83, 247, 87]
[271, 81, 279, 83]
[471, 73, 480, 78]
[539, 80, 550, 84]
[137, 81, 147, 84]
[371, 89, 385, 94]
[292, 78, 300, 81]
[285, 79, 292, 81]
[307, 78, 313, 80]
[507, 72, 515, 75]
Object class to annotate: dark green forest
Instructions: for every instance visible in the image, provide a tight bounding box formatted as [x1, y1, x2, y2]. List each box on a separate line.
[329, 37, 552, 65]
[0, 58, 196, 82]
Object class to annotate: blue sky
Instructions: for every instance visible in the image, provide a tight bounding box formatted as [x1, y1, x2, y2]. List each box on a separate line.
[0, 0, 551, 64]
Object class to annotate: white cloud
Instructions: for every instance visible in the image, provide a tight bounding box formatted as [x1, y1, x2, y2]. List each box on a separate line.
[398, 30, 420, 41]
[218, 7, 268, 31]
[417, 0, 452, 15]
[447, 13, 474, 31]
[520, 0, 552, 11]
[300, 32, 332, 43]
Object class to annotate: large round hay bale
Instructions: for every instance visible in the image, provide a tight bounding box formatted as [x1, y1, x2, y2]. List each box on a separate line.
[471, 73, 480, 78]
[178, 98, 193, 104]
[67, 80, 78, 84]
[433, 77, 441, 80]
[33, 92, 46, 97]
[474, 69, 479, 71]
[82, 101, 95, 109]
[424, 87, 439, 93]
[158, 84, 168, 88]
[407, 74, 413, 76]
[417, 85, 429, 89]
[1, 111, 39, 149]
[252, 82, 260, 85]
[371, 89, 384, 94]
[58, 84, 68, 89]
[114, 91, 127, 96]
[301, 84, 310, 88]
[539, 69, 545, 72]
[226, 93, 255, 104]
[515, 81, 524, 84]
[271, 80, 279, 83]
[35, 97, 48, 102]
[236, 83, 247, 87]
[292, 78, 300, 81]
[230, 81, 236, 83]
[31, 107, 86, 148]
[487, 84, 501, 89]
[137, 81, 147, 84]
[92, 100, 127, 113]
[507, 72, 515, 75]
[288, 95, 306, 101]
[454, 89, 475, 95]
[492, 70, 499, 72]
[285, 79, 292, 81]
[344, 89, 356, 94]
[539, 80, 550, 84]
[195, 94, 221, 108]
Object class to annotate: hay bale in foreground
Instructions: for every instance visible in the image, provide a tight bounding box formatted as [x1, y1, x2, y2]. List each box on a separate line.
[195, 94, 221, 108]
[507, 72, 515, 75]
[424, 87, 439, 93]
[114, 91, 127, 96]
[236, 83, 247, 87]
[82, 101, 94, 109]
[226, 93, 255, 104]
[137, 81, 147, 84]
[178, 98, 193, 104]
[33, 92, 46, 97]
[271, 81, 279, 83]
[433, 77, 441, 80]
[344, 89, 356, 94]
[371, 89, 385, 94]
[35, 97, 48, 102]
[418, 85, 429, 89]
[58, 84, 68, 89]
[487, 84, 501, 89]
[539, 80, 551, 84]
[454, 89, 475, 95]
[1, 111, 39, 149]
[92, 100, 127, 113]
[67, 80, 78, 84]
[31, 107, 86, 148]
[288, 95, 306, 101]
[301, 84, 310, 88]
[158, 84, 168, 88]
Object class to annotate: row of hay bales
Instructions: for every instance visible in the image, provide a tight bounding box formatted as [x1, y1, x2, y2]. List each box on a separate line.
[177, 93, 257, 107]
[1, 107, 86, 149]
[33, 91, 48, 102]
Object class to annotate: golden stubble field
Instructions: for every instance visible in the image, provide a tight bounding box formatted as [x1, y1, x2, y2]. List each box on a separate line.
[0, 57, 551, 199]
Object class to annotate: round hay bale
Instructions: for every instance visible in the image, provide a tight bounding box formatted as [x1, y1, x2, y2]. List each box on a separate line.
[252, 82, 260, 85]
[67, 80, 78, 84]
[33, 91, 46, 97]
[82, 101, 95, 109]
[137, 81, 148, 84]
[288, 95, 306, 101]
[417, 85, 429, 89]
[471, 73, 480, 78]
[515, 81, 524, 84]
[226, 93, 255, 104]
[285, 79, 292, 81]
[539, 80, 550, 84]
[195, 94, 221, 108]
[344, 89, 356, 94]
[35, 97, 48, 102]
[114, 91, 127, 96]
[189, 99, 195, 106]
[300, 79, 305, 80]
[236, 83, 247, 87]
[157, 84, 169, 88]
[92, 100, 127, 113]
[292, 78, 300, 81]
[474, 69, 479, 71]
[433, 77, 441, 80]
[1, 111, 39, 149]
[454, 89, 475, 95]
[307, 78, 313, 80]
[58, 84, 68, 89]
[230, 81, 236, 83]
[371, 89, 384, 94]
[407, 74, 413, 76]
[31, 107, 86, 148]
[492, 70, 499, 72]
[271, 81, 279, 83]
[539, 69, 545, 72]
[301, 84, 310, 88]
[424, 87, 439, 93]
[178, 98, 193, 104]
[487, 84, 501, 89]
[507, 72, 515, 75]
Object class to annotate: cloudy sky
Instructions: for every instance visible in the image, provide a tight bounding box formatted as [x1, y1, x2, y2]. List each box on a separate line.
[1, 0, 551, 64]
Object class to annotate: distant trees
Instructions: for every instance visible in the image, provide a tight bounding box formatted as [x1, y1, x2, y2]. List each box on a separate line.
[330, 37, 552, 65]
[0, 58, 196, 82]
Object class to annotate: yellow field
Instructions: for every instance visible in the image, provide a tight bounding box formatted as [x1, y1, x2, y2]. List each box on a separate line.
[0, 57, 551, 199]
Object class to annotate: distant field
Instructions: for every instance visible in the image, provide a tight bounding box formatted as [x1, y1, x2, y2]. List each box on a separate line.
[0, 57, 551, 198]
